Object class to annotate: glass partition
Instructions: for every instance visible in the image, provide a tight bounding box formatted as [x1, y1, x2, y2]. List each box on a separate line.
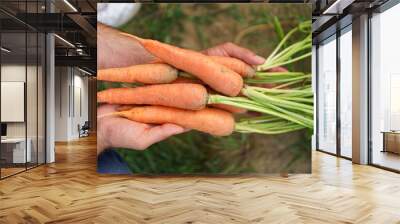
[370, 3, 400, 171]
[38, 32, 45, 165]
[1, 31, 27, 177]
[27, 31, 38, 169]
[317, 35, 337, 154]
[339, 26, 352, 158]
[0, 1, 46, 179]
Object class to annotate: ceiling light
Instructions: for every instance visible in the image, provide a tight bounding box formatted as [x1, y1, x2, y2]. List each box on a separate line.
[54, 34, 75, 48]
[63, 0, 78, 12]
[78, 67, 93, 76]
[1, 47, 11, 53]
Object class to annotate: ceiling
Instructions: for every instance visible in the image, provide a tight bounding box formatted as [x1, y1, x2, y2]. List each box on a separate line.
[0, 0, 101, 73]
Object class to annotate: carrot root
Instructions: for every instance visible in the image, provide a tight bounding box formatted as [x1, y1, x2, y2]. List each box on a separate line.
[149, 55, 255, 78]
[97, 83, 208, 110]
[98, 64, 177, 84]
[209, 55, 255, 78]
[125, 34, 243, 96]
[117, 106, 235, 136]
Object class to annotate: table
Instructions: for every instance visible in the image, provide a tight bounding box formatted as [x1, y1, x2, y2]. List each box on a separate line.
[382, 131, 400, 154]
[1, 138, 31, 163]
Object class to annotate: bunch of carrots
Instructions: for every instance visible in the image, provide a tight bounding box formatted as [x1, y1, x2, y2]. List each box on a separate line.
[98, 20, 312, 137]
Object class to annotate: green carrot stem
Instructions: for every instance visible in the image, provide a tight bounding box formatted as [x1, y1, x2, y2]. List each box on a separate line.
[260, 52, 312, 71]
[273, 79, 306, 89]
[269, 41, 311, 65]
[247, 86, 311, 94]
[243, 88, 313, 115]
[235, 123, 305, 134]
[245, 74, 311, 84]
[254, 72, 304, 77]
[208, 95, 309, 127]
[277, 96, 314, 104]
[266, 103, 313, 128]
[240, 90, 313, 127]
[239, 116, 283, 124]
[262, 27, 299, 68]
[269, 38, 310, 63]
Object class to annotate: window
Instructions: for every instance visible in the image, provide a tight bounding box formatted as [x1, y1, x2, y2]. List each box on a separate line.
[339, 26, 352, 158]
[370, 3, 400, 171]
[317, 35, 337, 154]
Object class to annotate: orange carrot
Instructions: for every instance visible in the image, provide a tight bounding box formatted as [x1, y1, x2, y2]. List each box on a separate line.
[206, 88, 247, 114]
[170, 76, 203, 84]
[98, 64, 177, 84]
[97, 83, 208, 110]
[125, 34, 243, 96]
[150, 55, 254, 77]
[116, 103, 247, 114]
[209, 56, 255, 77]
[116, 106, 235, 136]
[210, 104, 247, 114]
[116, 105, 134, 112]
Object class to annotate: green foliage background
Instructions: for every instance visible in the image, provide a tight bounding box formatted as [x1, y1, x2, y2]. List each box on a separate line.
[99, 3, 312, 174]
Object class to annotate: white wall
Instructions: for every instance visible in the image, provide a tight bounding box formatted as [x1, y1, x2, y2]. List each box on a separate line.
[1, 65, 35, 138]
[55, 66, 70, 141]
[1, 63, 46, 164]
[1, 65, 25, 135]
[54, 67, 89, 141]
[71, 73, 89, 138]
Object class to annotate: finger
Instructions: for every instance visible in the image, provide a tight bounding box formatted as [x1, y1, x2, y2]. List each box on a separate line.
[105, 117, 151, 150]
[202, 47, 229, 57]
[221, 42, 265, 65]
[97, 104, 120, 116]
[139, 123, 186, 149]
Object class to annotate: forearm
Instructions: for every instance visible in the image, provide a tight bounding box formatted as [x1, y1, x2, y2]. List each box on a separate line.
[97, 23, 155, 69]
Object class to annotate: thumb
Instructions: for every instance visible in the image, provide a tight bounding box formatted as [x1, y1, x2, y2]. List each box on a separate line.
[140, 124, 186, 149]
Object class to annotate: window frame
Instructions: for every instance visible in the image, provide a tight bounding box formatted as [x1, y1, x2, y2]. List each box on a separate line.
[314, 18, 353, 160]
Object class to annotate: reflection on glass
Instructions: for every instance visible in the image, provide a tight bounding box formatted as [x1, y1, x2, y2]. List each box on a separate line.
[340, 28, 352, 158]
[317, 36, 337, 154]
[38, 33, 46, 165]
[1, 31, 27, 177]
[0, 1, 46, 179]
[371, 4, 400, 171]
[27, 31, 38, 169]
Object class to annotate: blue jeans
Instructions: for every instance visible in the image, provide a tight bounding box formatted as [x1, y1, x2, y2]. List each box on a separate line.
[97, 149, 132, 174]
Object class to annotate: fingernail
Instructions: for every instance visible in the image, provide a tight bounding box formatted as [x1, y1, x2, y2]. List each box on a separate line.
[253, 55, 266, 65]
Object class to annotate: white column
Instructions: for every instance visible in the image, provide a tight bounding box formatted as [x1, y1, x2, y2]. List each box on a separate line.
[352, 14, 369, 164]
[46, 32, 55, 163]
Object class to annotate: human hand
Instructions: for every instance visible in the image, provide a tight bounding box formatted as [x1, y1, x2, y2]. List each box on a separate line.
[203, 42, 288, 72]
[203, 42, 266, 65]
[98, 23, 156, 69]
[97, 104, 187, 154]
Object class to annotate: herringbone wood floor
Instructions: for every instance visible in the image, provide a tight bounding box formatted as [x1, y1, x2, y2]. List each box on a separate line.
[1, 136, 400, 224]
